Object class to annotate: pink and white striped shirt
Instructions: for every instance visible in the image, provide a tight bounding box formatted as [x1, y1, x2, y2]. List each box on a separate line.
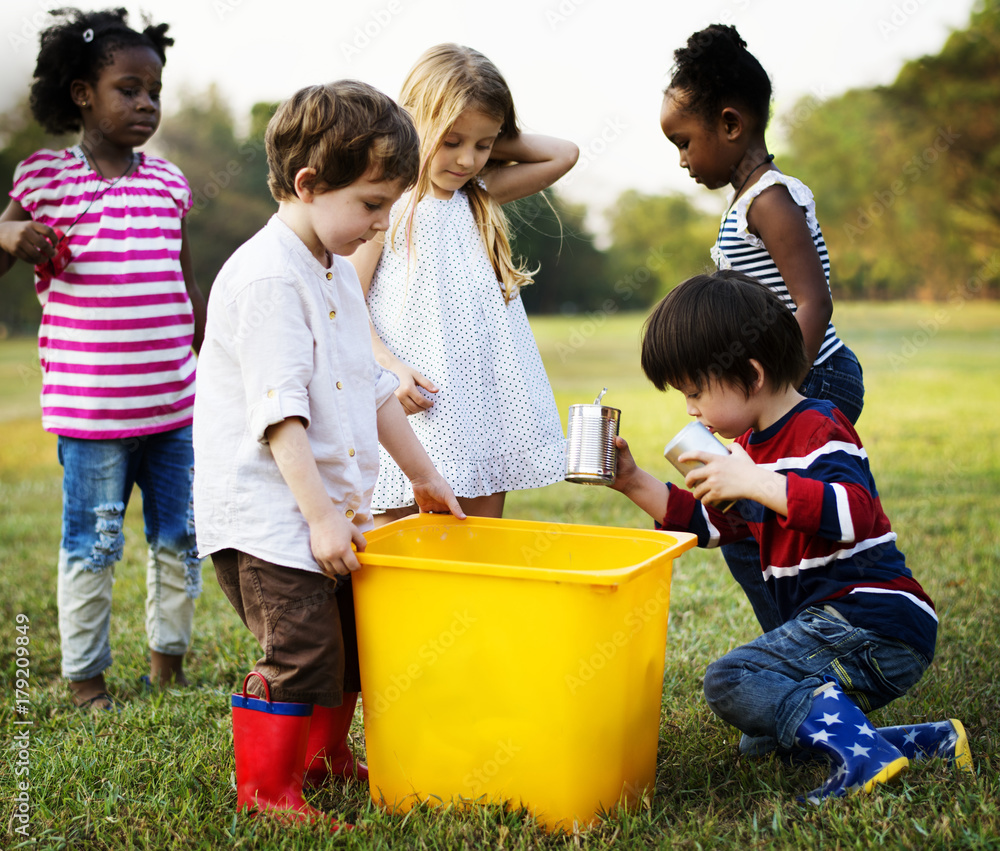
[12, 146, 196, 439]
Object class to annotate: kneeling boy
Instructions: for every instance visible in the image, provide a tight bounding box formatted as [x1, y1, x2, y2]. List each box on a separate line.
[611, 269, 968, 802]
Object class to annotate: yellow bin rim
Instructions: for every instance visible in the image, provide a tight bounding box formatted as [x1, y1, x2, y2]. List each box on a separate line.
[356, 514, 697, 587]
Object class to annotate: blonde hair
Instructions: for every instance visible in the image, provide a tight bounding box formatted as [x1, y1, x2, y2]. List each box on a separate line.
[266, 80, 419, 202]
[394, 43, 533, 303]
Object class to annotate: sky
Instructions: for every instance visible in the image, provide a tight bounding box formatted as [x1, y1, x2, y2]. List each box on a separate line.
[0, 0, 979, 230]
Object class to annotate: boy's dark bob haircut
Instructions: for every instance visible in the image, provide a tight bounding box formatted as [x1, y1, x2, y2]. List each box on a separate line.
[266, 80, 419, 202]
[641, 269, 808, 397]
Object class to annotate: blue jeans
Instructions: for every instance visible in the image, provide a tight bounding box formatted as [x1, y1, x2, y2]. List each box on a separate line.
[56, 426, 202, 681]
[797, 345, 865, 426]
[722, 345, 865, 633]
[703, 606, 930, 751]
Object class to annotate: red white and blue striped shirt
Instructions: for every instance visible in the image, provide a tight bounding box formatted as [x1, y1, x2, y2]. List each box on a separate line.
[712, 172, 843, 366]
[12, 146, 196, 438]
[661, 399, 937, 661]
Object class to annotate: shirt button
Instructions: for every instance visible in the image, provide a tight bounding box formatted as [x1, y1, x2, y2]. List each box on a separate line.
[326, 272, 333, 280]
[328, 309, 336, 319]
[336, 381, 343, 389]
[345, 509, 355, 519]
[266, 389, 275, 398]
[348, 448, 355, 457]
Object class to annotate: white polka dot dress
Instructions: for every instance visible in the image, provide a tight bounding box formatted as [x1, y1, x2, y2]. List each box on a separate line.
[367, 188, 566, 509]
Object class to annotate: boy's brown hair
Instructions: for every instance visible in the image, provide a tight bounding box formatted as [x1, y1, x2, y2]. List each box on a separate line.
[265, 80, 419, 201]
[641, 269, 808, 397]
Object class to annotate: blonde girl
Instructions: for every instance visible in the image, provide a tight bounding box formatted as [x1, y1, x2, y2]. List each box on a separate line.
[352, 43, 578, 523]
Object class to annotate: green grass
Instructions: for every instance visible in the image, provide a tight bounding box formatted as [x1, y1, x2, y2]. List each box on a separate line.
[1, 302, 999, 849]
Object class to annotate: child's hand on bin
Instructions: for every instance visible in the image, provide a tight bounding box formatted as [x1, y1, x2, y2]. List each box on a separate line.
[310, 510, 367, 576]
[412, 472, 467, 519]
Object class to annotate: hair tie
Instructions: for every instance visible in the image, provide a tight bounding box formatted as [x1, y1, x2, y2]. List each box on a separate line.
[83, 28, 94, 43]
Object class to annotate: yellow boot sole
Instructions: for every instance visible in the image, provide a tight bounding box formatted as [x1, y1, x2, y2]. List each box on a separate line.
[859, 755, 909, 794]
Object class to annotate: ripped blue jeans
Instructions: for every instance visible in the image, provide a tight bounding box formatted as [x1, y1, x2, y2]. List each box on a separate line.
[56, 426, 203, 681]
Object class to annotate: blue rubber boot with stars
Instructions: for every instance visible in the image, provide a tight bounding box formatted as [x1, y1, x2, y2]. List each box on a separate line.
[876, 719, 973, 772]
[794, 681, 909, 804]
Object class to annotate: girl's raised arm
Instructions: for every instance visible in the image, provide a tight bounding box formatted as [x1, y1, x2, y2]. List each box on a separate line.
[483, 134, 579, 205]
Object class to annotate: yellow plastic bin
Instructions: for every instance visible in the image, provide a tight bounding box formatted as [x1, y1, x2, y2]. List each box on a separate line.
[352, 515, 696, 831]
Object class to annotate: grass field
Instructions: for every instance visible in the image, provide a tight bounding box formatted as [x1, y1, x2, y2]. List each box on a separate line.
[1, 302, 999, 849]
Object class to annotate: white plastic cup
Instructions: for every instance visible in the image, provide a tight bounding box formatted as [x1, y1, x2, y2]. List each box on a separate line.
[663, 422, 736, 512]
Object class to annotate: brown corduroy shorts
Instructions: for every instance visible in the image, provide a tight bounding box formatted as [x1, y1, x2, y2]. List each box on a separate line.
[212, 548, 361, 707]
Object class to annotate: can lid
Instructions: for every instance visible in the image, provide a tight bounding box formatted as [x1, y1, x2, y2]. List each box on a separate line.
[568, 403, 621, 416]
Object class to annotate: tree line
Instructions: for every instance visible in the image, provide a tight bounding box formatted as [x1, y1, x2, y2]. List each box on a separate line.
[0, 0, 996, 332]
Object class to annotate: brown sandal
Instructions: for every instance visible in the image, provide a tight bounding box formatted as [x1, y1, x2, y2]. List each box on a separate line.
[73, 692, 118, 712]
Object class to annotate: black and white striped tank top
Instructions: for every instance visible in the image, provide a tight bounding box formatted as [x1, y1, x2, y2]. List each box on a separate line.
[711, 171, 843, 366]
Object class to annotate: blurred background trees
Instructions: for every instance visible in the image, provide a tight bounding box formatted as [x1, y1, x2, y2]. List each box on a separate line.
[780, 0, 1000, 300]
[1, 0, 997, 332]
[509, 191, 607, 314]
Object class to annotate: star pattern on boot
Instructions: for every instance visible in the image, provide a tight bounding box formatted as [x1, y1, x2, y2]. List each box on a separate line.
[874, 719, 973, 772]
[821, 683, 843, 700]
[795, 682, 909, 803]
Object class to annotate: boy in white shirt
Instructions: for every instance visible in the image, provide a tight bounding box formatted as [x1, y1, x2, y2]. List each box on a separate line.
[193, 80, 464, 829]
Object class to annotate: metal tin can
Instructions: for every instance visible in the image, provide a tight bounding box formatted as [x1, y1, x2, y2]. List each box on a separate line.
[565, 403, 621, 485]
[663, 421, 736, 512]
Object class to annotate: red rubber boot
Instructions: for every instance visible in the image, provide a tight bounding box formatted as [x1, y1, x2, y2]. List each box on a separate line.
[231, 672, 350, 829]
[303, 692, 369, 787]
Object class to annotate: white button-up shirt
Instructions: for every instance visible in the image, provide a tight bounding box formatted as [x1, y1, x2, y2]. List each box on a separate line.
[193, 216, 398, 574]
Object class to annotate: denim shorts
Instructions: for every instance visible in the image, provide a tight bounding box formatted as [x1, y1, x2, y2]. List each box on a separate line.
[798, 344, 865, 426]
